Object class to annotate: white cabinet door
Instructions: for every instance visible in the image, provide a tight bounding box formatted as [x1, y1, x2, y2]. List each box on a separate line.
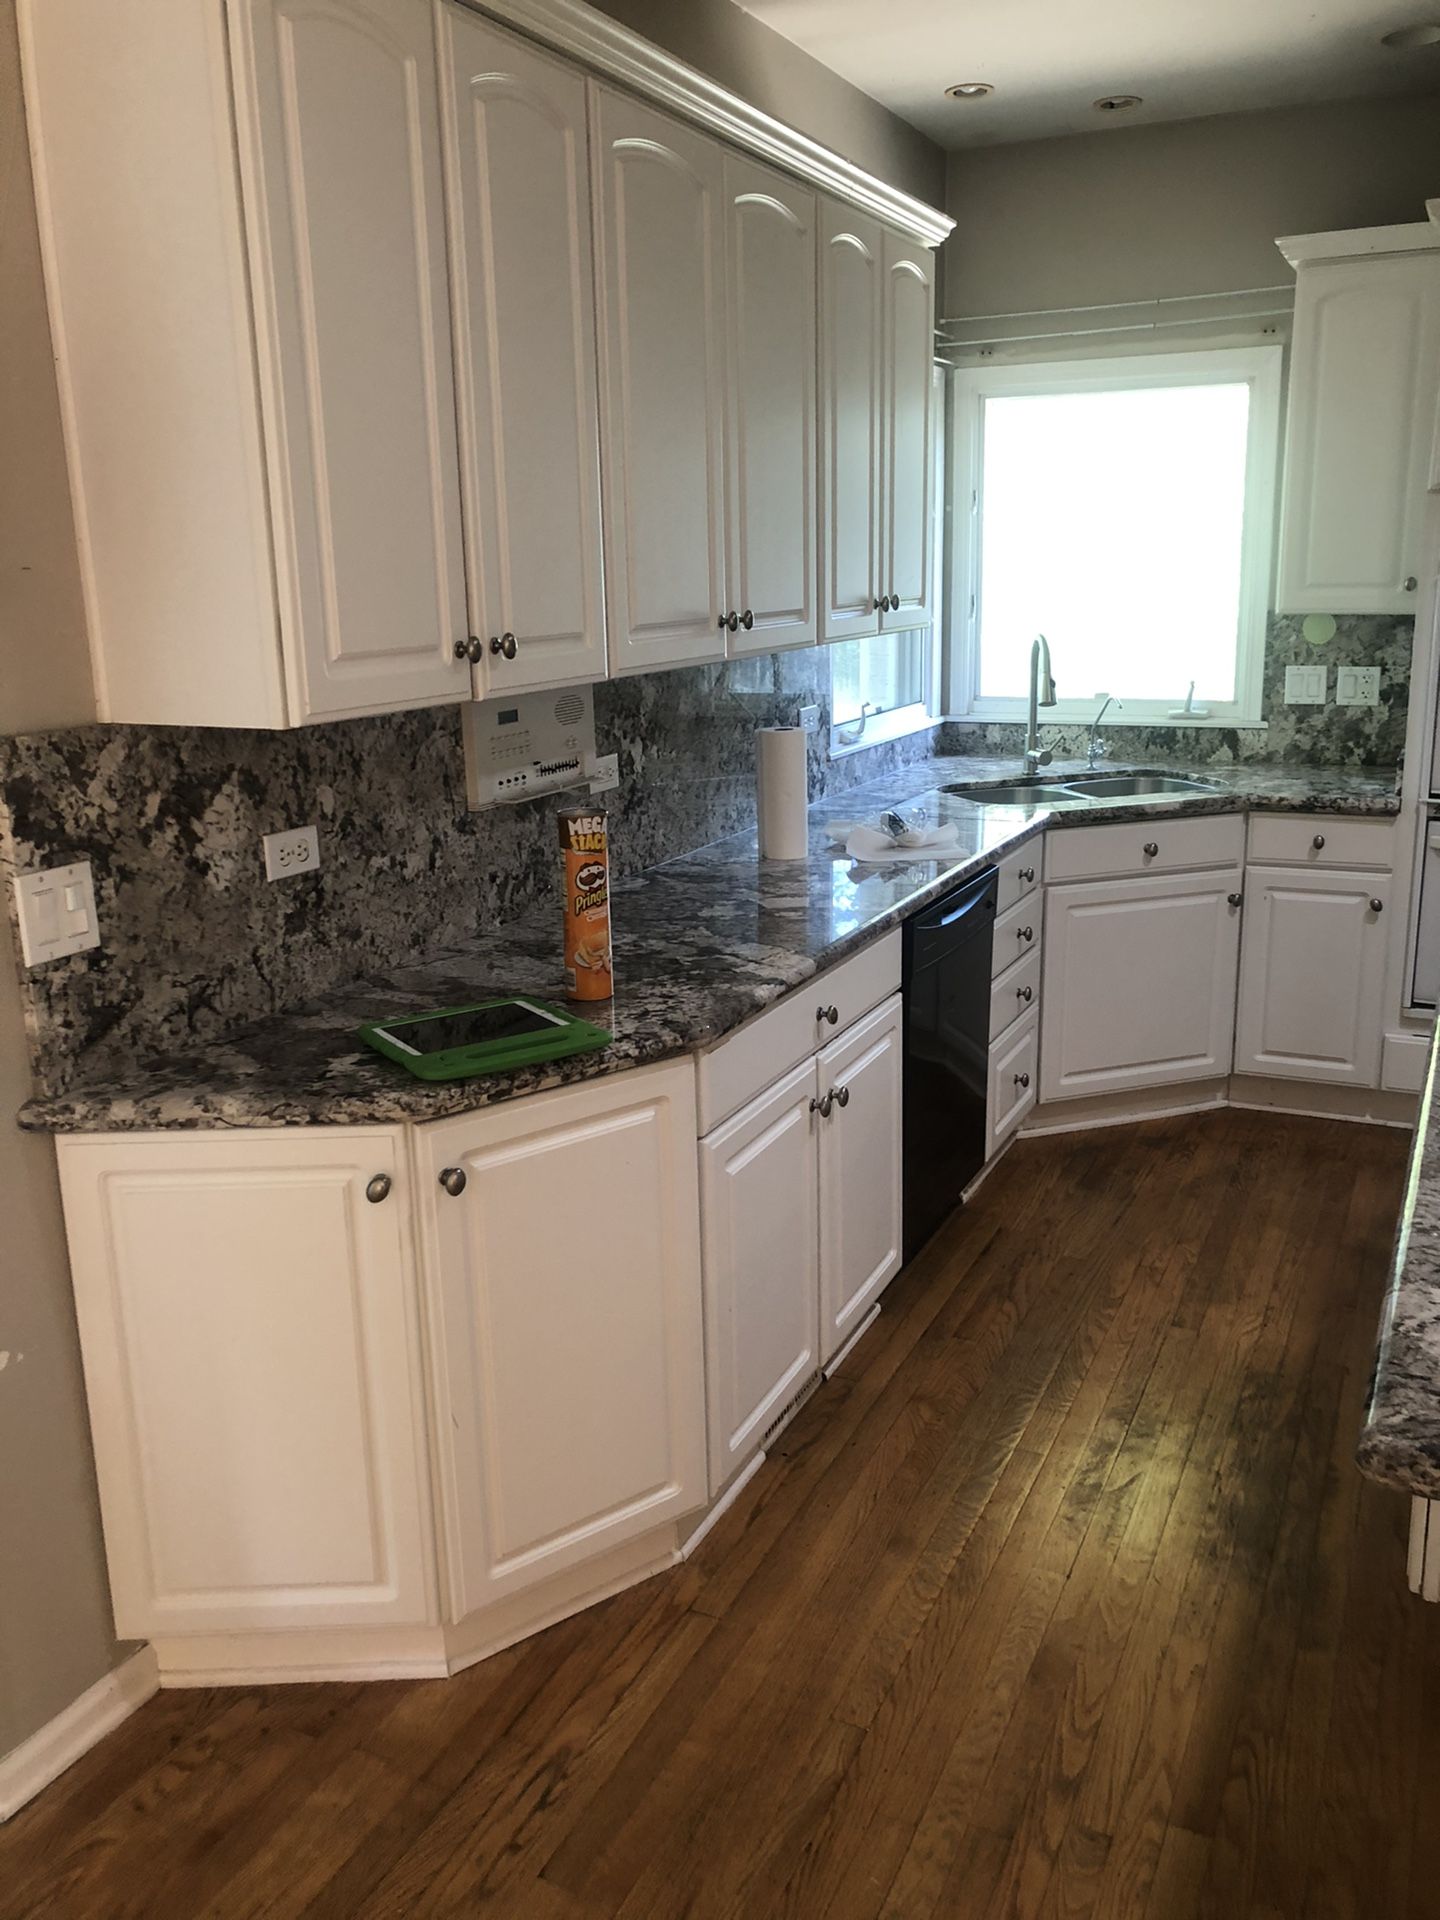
[700, 1059, 821, 1489]
[879, 231, 935, 633]
[1041, 872, 1243, 1101]
[56, 1129, 434, 1639]
[819, 198, 884, 644]
[817, 994, 903, 1364]
[1235, 867, 1390, 1086]
[228, 0, 471, 719]
[421, 1060, 706, 1621]
[592, 87, 728, 674]
[1277, 252, 1440, 614]
[438, 7, 606, 695]
[723, 155, 817, 656]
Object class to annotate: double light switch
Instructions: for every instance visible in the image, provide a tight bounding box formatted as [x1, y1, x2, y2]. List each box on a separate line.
[12, 861, 100, 966]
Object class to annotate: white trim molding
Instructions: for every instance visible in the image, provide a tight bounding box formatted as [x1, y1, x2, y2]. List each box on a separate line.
[1278, 221, 1440, 269]
[456, 0, 952, 248]
[0, 1647, 159, 1823]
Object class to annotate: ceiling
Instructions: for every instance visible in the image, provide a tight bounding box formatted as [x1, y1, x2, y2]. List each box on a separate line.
[737, 0, 1440, 147]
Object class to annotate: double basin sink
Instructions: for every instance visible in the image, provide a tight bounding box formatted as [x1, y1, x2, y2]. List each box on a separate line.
[945, 772, 1220, 809]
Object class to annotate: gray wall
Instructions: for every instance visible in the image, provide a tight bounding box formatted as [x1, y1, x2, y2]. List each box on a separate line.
[943, 92, 1440, 317]
[0, 0, 121, 1761]
[588, 0, 944, 205]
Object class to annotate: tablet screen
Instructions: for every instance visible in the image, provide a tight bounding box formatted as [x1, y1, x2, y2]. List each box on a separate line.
[374, 1000, 566, 1056]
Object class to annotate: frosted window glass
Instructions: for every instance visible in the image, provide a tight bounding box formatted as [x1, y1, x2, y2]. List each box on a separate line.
[977, 383, 1251, 704]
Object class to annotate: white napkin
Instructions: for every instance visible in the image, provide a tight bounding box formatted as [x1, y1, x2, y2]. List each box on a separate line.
[844, 819, 962, 861]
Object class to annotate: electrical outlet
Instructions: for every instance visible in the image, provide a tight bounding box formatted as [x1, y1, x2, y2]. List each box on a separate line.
[1284, 664, 1327, 706]
[797, 705, 822, 733]
[262, 825, 321, 881]
[12, 861, 99, 967]
[1336, 665, 1381, 707]
[588, 752, 620, 795]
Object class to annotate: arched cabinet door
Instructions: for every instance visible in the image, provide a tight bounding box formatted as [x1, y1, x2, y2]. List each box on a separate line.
[228, 0, 471, 719]
[438, 7, 606, 695]
[723, 156, 817, 656]
[592, 86, 729, 675]
[880, 233, 936, 633]
[819, 199, 884, 644]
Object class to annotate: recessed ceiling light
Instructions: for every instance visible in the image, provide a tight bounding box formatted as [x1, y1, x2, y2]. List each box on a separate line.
[1381, 22, 1440, 45]
[944, 81, 995, 99]
[1093, 93, 1143, 112]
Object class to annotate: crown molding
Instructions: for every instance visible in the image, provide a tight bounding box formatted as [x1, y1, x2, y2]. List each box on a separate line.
[1277, 221, 1440, 269]
[455, 0, 953, 248]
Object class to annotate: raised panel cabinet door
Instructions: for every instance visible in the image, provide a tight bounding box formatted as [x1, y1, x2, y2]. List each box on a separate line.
[227, 0, 470, 721]
[1040, 872, 1243, 1101]
[1234, 867, 1390, 1085]
[700, 1058, 821, 1490]
[421, 1060, 706, 1621]
[438, 6, 606, 695]
[723, 155, 817, 655]
[819, 197, 884, 644]
[592, 86, 728, 673]
[1277, 253, 1440, 614]
[56, 1129, 435, 1639]
[879, 231, 936, 632]
[817, 994, 903, 1364]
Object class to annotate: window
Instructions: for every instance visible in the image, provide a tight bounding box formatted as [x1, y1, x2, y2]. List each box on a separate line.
[948, 345, 1282, 727]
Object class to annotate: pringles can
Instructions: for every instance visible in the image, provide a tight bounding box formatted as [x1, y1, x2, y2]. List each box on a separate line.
[558, 805, 613, 1002]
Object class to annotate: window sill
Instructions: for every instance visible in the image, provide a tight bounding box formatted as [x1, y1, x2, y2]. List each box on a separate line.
[829, 704, 939, 758]
[951, 711, 1268, 733]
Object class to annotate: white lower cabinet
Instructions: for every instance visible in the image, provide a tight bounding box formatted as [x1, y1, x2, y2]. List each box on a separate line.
[56, 1128, 436, 1639]
[817, 996, 904, 1364]
[988, 1008, 1039, 1155]
[700, 1059, 821, 1490]
[420, 1059, 706, 1621]
[1234, 868, 1391, 1086]
[1042, 869, 1243, 1101]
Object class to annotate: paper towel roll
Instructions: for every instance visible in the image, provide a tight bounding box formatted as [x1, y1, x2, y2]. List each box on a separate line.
[756, 726, 809, 860]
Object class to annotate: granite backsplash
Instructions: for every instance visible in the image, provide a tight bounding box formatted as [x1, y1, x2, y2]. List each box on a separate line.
[0, 650, 939, 1098]
[942, 613, 1414, 767]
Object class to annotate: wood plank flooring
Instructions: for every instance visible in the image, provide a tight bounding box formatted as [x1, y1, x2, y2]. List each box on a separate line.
[0, 1109, 1429, 1920]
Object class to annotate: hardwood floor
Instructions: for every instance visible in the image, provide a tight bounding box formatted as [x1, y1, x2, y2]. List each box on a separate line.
[0, 1109, 1428, 1920]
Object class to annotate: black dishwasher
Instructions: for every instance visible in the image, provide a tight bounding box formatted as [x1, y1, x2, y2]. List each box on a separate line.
[902, 865, 998, 1260]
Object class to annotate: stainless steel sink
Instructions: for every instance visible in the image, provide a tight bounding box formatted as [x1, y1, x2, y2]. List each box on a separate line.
[1059, 774, 1219, 798]
[941, 781, 1089, 807]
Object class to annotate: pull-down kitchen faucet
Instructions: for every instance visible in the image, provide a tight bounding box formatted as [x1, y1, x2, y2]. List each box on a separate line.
[1024, 635, 1056, 776]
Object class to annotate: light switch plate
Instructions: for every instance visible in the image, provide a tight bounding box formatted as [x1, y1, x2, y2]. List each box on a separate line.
[12, 861, 99, 967]
[1336, 665, 1381, 707]
[262, 825, 321, 880]
[1284, 664, 1327, 705]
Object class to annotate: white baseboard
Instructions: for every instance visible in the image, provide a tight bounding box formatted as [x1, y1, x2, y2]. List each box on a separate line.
[0, 1645, 159, 1822]
[679, 1450, 768, 1561]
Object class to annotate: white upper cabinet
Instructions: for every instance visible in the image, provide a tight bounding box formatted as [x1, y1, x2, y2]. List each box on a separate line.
[591, 86, 729, 675]
[228, 0, 471, 718]
[22, 0, 471, 726]
[722, 155, 818, 655]
[880, 233, 936, 632]
[57, 1128, 435, 1639]
[420, 1060, 707, 1621]
[819, 200, 885, 644]
[437, 5, 606, 695]
[1276, 237, 1440, 615]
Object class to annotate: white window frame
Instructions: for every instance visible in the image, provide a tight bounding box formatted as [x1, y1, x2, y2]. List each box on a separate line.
[830, 363, 946, 756]
[946, 344, 1283, 728]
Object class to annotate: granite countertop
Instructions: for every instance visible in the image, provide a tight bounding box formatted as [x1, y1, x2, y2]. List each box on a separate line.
[1359, 1027, 1440, 1498]
[18, 755, 1400, 1134]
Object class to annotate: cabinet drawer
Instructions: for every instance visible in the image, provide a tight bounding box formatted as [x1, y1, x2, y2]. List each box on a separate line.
[697, 928, 901, 1131]
[1045, 813, 1245, 884]
[990, 947, 1040, 1045]
[993, 894, 1041, 978]
[989, 1008, 1038, 1152]
[1246, 812, 1395, 871]
[996, 841, 1042, 915]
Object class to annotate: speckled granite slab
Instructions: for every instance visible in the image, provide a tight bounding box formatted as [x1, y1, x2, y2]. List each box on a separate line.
[17, 756, 1399, 1133]
[1359, 1030, 1440, 1498]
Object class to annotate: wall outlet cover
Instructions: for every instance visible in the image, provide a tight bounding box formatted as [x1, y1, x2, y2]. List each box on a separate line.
[588, 752, 620, 794]
[1335, 665, 1381, 707]
[1284, 663, 1327, 705]
[262, 825, 321, 881]
[797, 705, 822, 733]
[12, 860, 99, 967]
